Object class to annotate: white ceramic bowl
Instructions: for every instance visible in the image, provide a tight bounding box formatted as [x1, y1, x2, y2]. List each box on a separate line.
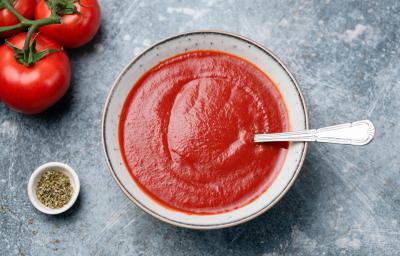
[27, 162, 80, 215]
[102, 31, 308, 229]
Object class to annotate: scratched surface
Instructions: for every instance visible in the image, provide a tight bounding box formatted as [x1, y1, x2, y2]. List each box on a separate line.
[1, 0, 399, 255]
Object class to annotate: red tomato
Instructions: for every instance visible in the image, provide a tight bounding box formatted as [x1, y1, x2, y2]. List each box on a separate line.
[0, 33, 71, 114]
[0, 0, 36, 37]
[34, 0, 101, 48]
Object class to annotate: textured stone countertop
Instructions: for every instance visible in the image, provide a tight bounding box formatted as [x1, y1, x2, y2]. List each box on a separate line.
[1, 0, 399, 255]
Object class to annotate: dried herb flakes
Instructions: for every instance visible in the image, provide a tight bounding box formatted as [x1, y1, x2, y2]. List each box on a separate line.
[36, 170, 73, 209]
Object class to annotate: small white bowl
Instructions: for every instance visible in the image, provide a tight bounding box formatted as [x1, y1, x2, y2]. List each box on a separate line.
[27, 162, 80, 215]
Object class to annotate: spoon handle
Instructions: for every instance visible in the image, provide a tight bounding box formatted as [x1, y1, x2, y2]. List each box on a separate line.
[254, 120, 375, 145]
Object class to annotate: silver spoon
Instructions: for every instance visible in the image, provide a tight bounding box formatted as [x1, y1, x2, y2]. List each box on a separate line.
[254, 120, 375, 145]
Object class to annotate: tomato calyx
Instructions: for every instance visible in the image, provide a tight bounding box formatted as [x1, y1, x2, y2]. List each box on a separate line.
[44, 0, 80, 16]
[5, 33, 60, 67]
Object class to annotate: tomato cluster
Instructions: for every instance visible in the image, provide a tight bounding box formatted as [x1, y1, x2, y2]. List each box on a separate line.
[0, 0, 101, 114]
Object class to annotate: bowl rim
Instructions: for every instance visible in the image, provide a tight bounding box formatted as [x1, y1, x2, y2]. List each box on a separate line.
[27, 162, 80, 215]
[102, 30, 309, 229]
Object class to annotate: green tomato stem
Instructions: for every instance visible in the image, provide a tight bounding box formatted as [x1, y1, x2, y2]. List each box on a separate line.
[0, 0, 79, 66]
[0, 0, 62, 31]
[0, 0, 62, 65]
[23, 25, 37, 61]
[0, 22, 26, 33]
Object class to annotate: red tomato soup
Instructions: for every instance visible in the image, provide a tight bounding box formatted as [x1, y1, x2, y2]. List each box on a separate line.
[119, 50, 289, 214]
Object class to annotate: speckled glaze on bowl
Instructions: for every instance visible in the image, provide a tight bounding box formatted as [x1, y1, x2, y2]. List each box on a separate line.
[102, 31, 308, 229]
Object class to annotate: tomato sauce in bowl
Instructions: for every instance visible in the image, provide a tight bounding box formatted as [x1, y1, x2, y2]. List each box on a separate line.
[119, 50, 289, 214]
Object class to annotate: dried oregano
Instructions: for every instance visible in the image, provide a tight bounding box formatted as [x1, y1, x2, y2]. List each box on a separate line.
[36, 170, 73, 209]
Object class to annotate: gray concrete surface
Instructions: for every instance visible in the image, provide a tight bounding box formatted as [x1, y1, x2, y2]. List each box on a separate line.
[1, 0, 399, 255]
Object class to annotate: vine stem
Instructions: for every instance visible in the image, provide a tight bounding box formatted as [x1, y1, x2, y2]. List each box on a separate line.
[0, 0, 62, 65]
[0, 22, 25, 33]
[0, 0, 61, 32]
[23, 25, 38, 60]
